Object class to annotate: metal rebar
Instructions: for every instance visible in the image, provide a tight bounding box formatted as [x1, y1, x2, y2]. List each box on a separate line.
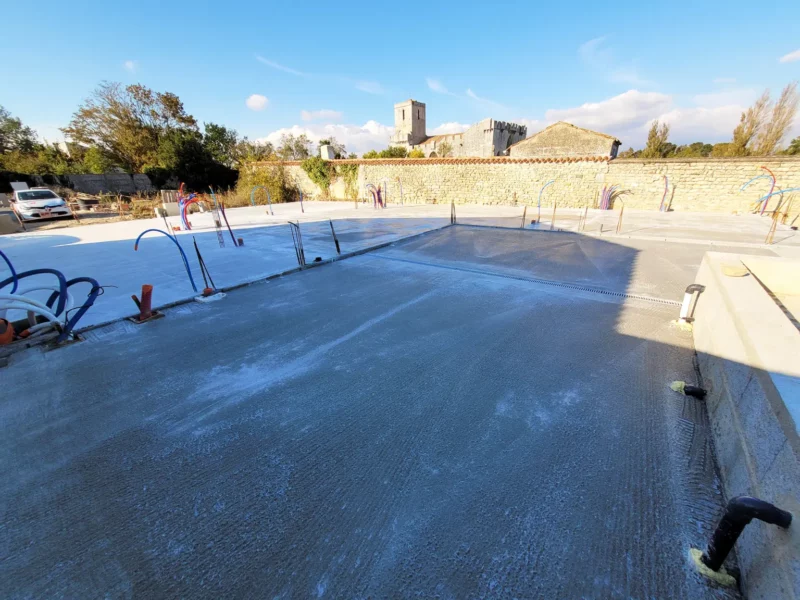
[521, 206, 527, 229]
[550, 204, 557, 231]
[329, 220, 341, 254]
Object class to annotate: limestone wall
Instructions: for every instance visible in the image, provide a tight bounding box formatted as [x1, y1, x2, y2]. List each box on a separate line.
[280, 156, 800, 217]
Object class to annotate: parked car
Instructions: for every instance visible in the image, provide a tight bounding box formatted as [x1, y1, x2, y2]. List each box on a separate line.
[10, 188, 74, 221]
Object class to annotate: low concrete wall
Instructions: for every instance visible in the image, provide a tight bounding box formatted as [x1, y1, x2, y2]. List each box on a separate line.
[278, 156, 800, 218]
[693, 252, 800, 599]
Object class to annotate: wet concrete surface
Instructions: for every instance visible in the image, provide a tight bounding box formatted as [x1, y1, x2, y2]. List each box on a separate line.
[1, 227, 740, 598]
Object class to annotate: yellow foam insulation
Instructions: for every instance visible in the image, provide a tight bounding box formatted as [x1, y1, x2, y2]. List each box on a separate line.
[689, 548, 737, 587]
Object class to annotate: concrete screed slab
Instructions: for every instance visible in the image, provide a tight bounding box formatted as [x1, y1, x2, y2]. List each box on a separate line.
[0, 201, 795, 332]
[1, 225, 758, 599]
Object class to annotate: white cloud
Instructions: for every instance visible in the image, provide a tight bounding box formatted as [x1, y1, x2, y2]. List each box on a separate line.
[523, 88, 752, 147]
[578, 37, 651, 86]
[256, 56, 384, 94]
[466, 88, 509, 111]
[545, 90, 672, 132]
[431, 122, 470, 134]
[301, 109, 343, 122]
[779, 48, 800, 63]
[257, 120, 394, 155]
[123, 60, 137, 72]
[692, 88, 757, 108]
[427, 78, 455, 96]
[713, 77, 736, 84]
[355, 81, 384, 95]
[255, 55, 308, 76]
[246, 94, 269, 111]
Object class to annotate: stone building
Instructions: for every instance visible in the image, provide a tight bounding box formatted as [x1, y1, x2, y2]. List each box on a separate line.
[389, 99, 527, 158]
[508, 121, 620, 159]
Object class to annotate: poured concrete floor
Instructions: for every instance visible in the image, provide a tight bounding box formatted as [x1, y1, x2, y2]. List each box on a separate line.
[1, 226, 744, 598]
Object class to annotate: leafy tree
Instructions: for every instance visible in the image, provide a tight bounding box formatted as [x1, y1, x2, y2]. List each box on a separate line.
[641, 120, 671, 158]
[438, 142, 453, 157]
[673, 142, 713, 158]
[408, 148, 425, 158]
[0, 144, 72, 175]
[61, 82, 198, 172]
[754, 82, 799, 155]
[277, 133, 312, 160]
[234, 139, 274, 163]
[362, 150, 379, 158]
[728, 90, 770, 156]
[203, 122, 239, 167]
[0, 106, 38, 153]
[784, 136, 800, 155]
[82, 146, 116, 173]
[362, 147, 407, 159]
[156, 128, 236, 190]
[617, 147, 638, 159]
[318, 137, 347, 159]
[710, 142, 732, 157]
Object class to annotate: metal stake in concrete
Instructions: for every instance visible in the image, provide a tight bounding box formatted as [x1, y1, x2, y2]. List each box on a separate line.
[329, 220, 341, 254]
[550, 204, 557, 231]
[521, 206, 527, 229]
[616, 205, 625, 234]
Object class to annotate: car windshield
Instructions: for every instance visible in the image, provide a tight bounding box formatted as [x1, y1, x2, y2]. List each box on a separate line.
[18, 190, 58, 201]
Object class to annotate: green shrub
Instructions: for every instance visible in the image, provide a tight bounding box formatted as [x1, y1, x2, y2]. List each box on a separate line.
[408, 148, 425, 158]
[336, 162, 359, 198]
[236, 160, 298, 204]
[301, 156, 333, 197]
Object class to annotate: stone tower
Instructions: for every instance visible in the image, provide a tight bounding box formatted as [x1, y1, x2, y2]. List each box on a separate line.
[390, 99, 427, 148]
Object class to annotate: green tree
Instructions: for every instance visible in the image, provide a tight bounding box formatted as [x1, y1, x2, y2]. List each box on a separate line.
[362, 150, 379, 158]
[82, 146, 116, 173]
[438, 142, 453, 157]
[203, 123, 239, 167]
[728, 90, 770, 156]
[276, 133, 312, 160]
[710, 142, 732, 157]
[62, 82, 198, 172]
[641, 121, 671, 158]
[753, 82, 799, 155]
[0, 106, 38, 154]
[784, 136, 800, 155]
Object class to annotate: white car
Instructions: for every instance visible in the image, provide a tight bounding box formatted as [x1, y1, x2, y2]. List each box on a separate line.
[11, 188, 74, 221]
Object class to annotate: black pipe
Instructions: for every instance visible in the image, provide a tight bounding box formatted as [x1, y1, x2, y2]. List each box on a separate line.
[702, 496, 792, 572]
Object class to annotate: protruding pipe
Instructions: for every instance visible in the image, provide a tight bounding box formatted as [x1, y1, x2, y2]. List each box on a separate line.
[679, 283, 705, 322]
[139, 284, 153, 320]
[702, 496, 792, 572]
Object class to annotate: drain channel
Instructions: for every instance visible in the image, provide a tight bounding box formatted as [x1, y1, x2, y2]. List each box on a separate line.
[371, 254, 682, 307]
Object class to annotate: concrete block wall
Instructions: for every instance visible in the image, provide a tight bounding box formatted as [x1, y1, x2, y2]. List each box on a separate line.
[693, 253, 800, 600]
[280, 156, 800, 218]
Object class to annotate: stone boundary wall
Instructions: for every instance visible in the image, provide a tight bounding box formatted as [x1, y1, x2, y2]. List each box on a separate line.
[277, 156, 800, 218]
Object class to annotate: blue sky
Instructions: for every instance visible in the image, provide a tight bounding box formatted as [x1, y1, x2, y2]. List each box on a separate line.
[2, 0, 800, 154]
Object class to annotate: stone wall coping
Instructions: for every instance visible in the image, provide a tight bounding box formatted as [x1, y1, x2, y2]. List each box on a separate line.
[265, 155, 800, 167]
[263, 156, 611, 167]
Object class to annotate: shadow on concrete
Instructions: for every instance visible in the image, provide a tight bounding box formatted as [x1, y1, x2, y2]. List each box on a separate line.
[1, 215, 778, 599]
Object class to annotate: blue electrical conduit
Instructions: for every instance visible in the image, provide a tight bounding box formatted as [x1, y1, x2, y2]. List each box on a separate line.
[753, 187, 800, 208]
[538, 180, 555, 208]
[0, 257, 101, 341]
[48, 277, 101, 342]
[0, 249, 18, 293]
[250, 185, 273, 215]
[134, 229, 198, 293]
[0, 268, 68, 317]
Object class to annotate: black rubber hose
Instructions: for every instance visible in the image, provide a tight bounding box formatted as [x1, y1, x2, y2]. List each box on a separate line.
[702, 496, 792, 571]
